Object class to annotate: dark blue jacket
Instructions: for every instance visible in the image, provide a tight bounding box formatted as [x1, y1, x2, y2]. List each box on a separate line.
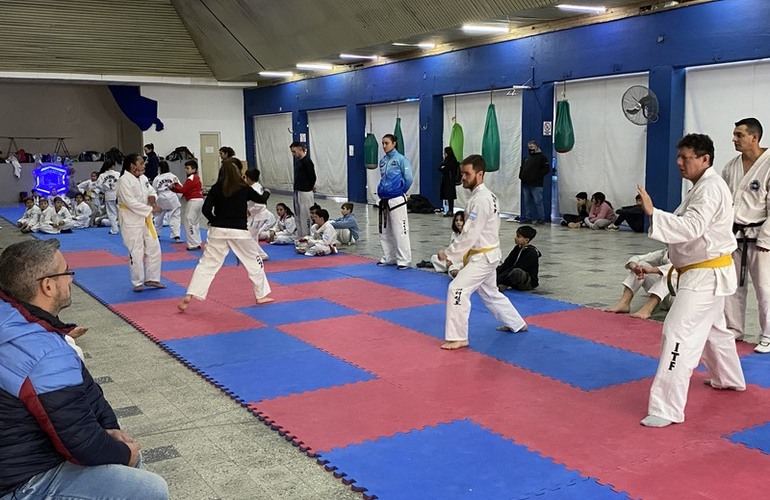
[0, 293, 129, 496]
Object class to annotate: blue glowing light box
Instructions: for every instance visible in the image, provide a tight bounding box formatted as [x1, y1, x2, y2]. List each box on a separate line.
[33, 163, 70, 196]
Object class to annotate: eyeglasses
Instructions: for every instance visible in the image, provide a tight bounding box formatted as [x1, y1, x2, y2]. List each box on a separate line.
[677, 154, 702, 161]
[37, 270, 75, 281]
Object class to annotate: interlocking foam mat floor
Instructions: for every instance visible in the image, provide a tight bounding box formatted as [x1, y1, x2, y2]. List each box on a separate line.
[4, 204, 770, 499]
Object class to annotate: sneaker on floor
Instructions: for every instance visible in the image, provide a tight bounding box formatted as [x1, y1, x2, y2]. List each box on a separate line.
[755, 340, 770, 354]
[173, 236, 182, 242]
[607, 224, 619, 231]
[416, 260, 432, 268]
[397, 264, 411, 270]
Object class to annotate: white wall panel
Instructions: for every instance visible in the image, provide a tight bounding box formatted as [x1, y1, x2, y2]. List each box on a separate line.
[307, 108, 348, 198]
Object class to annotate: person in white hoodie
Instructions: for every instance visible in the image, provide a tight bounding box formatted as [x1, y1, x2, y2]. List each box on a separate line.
[116, 153, 165, 292]
[151, 161, 182, 242]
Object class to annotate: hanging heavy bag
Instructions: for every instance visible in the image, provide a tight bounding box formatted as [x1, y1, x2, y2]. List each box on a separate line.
[394, 117, 405, 155]
[364, 133, 379, 169]
[481, 103, 501, 172]
[554, 100, 575, 153]
[450, 122, 464, 161]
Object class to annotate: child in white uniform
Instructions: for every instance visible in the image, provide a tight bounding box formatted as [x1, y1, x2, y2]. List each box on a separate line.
[72, 194, 92, 229]
[244, 169, 275, 260]
[152, 161, 182, 241]
[298, 209, 337, 256]
[96, 160, 121, 234]
[32, 199, 58, 234]
[53, 197, 75, 232]
[267, 203, 298, 245]
[417, 211, 465, 277]
[17, 197, 42, 233]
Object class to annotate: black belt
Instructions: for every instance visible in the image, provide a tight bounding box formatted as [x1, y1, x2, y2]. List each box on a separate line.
[378, 196, 407, 233]
[733, 220, 766, 286]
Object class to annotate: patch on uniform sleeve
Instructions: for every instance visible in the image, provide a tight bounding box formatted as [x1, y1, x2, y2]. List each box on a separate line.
[750, 180, 761, 191]
[468, 210, 478, 221]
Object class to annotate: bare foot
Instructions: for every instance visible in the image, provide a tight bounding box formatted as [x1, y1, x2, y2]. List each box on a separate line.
[144, 281, 167, 289]
[605, 302, 631, 314]
[256, 297, 275, 305]
[441, 340, 469, 350]
[630, 309, 652, 320]
[178, 295, 192, 312]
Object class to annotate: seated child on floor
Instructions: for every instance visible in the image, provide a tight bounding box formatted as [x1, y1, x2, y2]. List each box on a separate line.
[52, 197, 75, 232]
[18, 196, 42, 233]
[330, 202, 360, 245]
[296, 208, 337, 256]
[72, 193, 92, 229]
[605, 248, 673, 319]
[31, 198, 58, 234]
[497, 225, 541, 291]
[561, 191, 589, 228]
[584, 192, 615, 230]
[416, 211, 465, 278]
[266, 203, 298, 245]
[608, 194, 645, 232]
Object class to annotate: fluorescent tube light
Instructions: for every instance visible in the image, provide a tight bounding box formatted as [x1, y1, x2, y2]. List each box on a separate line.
[557, 4, 607, 13]
[392, 42, 436, 49]
[259, 71, 293, 78]
[340, 53, 378, 60]
[462, 24, 509, 34]
[296, 63, 333, 71]
[416, 43, 436, 49]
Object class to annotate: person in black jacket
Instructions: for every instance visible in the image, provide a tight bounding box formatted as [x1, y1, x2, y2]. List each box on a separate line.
[143, 143, 159, 181]
[518, 140, 550, 224]
[608, 194, 645, 232]
[291, 142, 317, 238]
[0, 239, 168, 499]
[178, 157, 273, 311]
[497, 225, 542, 291]
[438, 146, 459, 216]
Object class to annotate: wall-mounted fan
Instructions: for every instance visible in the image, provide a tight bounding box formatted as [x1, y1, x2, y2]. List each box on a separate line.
[622, 85, 659, 125]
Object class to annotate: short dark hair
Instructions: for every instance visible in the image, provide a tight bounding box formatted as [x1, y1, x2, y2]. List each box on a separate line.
[575, 192, 588, 200]
[0, 239, 61, 302]
[735, 117, 763, 140]
[159, 160, 170, 174]
[677, 133, 715, 166]
[289, 142, 307, 150]
[219, 146, 236, 158]
[144, 143, 154, 150]
[517, 225, 537, 241]
[461, 154, 486, 173]
[184, 160, 199, 171]
[122, 153, 142, 172]
[317, 209, 329, 222]
[341, 202, 354, 212]
[244, 169, 260, 182]
[309, 203, 322, 214]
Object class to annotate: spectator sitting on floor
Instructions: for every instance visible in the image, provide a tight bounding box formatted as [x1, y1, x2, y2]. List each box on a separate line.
[561, 191, 589, 228]
[584, 192, 615, 230]
[497, 225, 541, 291]
[417, 211, 465, 277]
[605, 248, 674, 319]
[330, 202, 360, 245]
[608, 194, 645, 232]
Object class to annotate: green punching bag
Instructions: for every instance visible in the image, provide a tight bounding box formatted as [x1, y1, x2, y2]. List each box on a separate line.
[554, 100, 575, 153]
[364, 133, 378, 169]
[450, 122, 464, 160]
[394, 117, 405, 155]
[481, 103, 500, 172]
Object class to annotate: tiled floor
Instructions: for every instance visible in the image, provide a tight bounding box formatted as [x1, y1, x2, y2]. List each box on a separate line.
[0, 193, 760, 499]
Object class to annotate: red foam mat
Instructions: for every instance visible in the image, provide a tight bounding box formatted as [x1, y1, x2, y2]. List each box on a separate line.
[111, 297, 265, 340]
[290, 277, 442, 313]
[265, 253, 372, 273]
[63, 250, 127, 268]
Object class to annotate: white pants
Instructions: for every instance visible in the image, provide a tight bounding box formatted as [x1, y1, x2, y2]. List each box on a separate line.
[33, 223, 60, 234]
[293, 190, 314, 238]
[445, 252, 526, 342]
[725, 243, 770, 341]
[248, 217, 272, 259]
[647, 290, 745, 423]
[622, 262, 669, 300]
[105, 197, 119, 233]
[120, 219, 162, 287]
[186, 227, 271, 301]
[584, 217, 611, 230]
[153, 195, 181, 238]
[336, 228, 356, 245]
[431, 254, 462, 275]
[183, 198, 204, 248]
[305, 242, 334, 256]
[379, 197, 412, 267]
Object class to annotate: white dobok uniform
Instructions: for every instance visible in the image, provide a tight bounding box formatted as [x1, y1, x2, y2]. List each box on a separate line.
[152, 172, 182, 239]
[117, 171, 162, 288]
[646, 167, 745, 423]
[72, 201, 92, 229]
[269, 216, 298, 245]
[18, 205, 41, 228]
[302, 222, 337, 256]
[247, 182, 274, 259]
[55, 207, 75, 231]
[624, 248, 673, 302]
[722, 149, 770, 343]
[77, 179, 100, 199]
[32, 207, 58, 234]
[96, 170, 120, 234]
[443, 183, 526, 342]
[431, 232, 463, 274]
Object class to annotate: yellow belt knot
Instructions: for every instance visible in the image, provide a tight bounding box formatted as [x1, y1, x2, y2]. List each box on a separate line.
[462, 246, 497, 267]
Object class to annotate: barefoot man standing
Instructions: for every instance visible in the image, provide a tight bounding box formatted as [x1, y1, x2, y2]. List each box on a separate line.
[438, 154, 528, 350]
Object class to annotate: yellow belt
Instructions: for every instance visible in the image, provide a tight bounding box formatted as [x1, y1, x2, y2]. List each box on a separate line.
[666, 254, 732, 296]
[118, 203, 158, 239]
[463, 246, 497, 266]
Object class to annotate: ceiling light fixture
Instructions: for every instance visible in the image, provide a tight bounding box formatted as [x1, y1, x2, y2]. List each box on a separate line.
[259, 71, 293, 78]
[340, 53, 378, 60]
[392, 42, 436, 49]
[462, 24, 509, 34]
[557, 4, 607, 13]
[296, 63, 333, 71]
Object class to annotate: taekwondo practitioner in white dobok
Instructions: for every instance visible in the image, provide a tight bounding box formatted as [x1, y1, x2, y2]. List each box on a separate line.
[377, 134, 413, 269]
[152, 161, 182, 242]
[116, 153, 165, 293]
[17, 196, 41, 233]
[605, 248, 674, 320]
[96, 160, 121, 234]
[638, 133, 746, 428]
[721, 118, 770, 352]
[437, 154, 527, 350]
[297, 208, 337, 256]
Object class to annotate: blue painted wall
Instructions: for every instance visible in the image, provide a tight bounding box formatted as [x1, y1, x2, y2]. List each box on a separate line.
[244, 0, 770, 211]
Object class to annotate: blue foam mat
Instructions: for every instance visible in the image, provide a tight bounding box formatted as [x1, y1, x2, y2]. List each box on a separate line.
[320, 419, 627, 499]
[74, 265, 186, 304]
[737, 354, 770, 389]
[198, 347, 376, 403]
[727, 421, 770, 454]
[239, 298, 358, 326]
[267, 267, 353, 285]
[0, 205, 25, 224]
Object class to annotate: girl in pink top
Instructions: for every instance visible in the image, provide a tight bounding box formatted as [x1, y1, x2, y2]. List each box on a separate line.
[584, 192, 616, 230]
